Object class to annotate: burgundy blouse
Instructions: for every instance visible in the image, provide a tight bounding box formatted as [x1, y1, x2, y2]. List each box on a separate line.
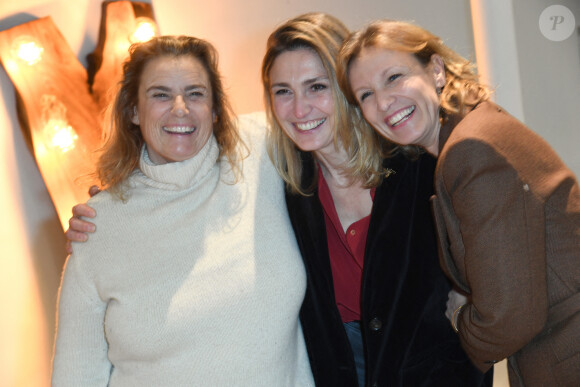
[317, 169, 375, 322]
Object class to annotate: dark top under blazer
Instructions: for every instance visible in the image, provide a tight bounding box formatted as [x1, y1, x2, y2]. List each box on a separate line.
[286, 151, 489, 386]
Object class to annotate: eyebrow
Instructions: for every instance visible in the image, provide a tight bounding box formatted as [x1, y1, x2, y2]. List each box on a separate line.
[271, 75, 329, 89]
[146, 84, 208, 93]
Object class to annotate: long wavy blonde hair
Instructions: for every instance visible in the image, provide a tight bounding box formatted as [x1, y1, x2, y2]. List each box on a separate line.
[338, 19, 491, 147]
[96, 35, 242, 199]
[261, 13, 388, 195]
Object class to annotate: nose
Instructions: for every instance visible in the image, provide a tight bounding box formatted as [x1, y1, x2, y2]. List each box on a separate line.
[292, 94, 311, 119]
[376, 89, 395, 112]
[171, 95, 189, 116]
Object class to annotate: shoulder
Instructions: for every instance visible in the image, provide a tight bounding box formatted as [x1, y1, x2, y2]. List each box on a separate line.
[383, 152, 436, 184]
[237, 111, 268, 128]
[441, 102, 558, 171]
[81, 187, 146, 244]
[69, 186, 155, 276]
[235, 111, 278, 171]
[375, 152, 436, 203]
[85, 189, 127, 221]
[233, 111, 270, 166]
[232, 111, 284, 190]
[450, 102, 525, 142]
[236, 111, 268, 148]
[447, 101, 567, 160]
[447, 102, 547, 154]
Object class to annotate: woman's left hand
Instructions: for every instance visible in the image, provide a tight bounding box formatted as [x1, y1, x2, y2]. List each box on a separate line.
[445, 289, 468, 328]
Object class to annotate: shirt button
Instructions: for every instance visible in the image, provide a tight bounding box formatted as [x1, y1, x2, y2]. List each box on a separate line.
[350, 229, 356, 236]
[369, 317, 382, 331]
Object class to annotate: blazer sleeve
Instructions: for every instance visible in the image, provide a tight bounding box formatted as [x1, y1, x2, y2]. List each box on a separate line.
[436, 138, 548, 371]
[51, 254, 111, 386]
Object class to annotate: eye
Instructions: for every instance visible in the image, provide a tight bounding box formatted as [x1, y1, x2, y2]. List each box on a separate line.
[152, 91, 169, 99]
[187, 90, 204, 98]
[358, 90, 373, 103]
[273, 88, 291, 96]
[387, 73, 402, 82]
[311, 83, 327, 92]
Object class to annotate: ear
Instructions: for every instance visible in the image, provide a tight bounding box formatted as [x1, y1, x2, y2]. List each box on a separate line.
[430, 54, 446, 89]
[131, 106, 140, 125]
[212, 110, 217, 124]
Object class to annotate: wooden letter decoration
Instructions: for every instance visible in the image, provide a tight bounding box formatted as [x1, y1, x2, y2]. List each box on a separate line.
[0, 1, 157, 230]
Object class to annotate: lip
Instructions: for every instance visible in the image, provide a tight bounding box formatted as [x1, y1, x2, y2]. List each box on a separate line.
[294, 118, 326, 132]
[385, 106, 415, 128]
[162, 125, 196, 134]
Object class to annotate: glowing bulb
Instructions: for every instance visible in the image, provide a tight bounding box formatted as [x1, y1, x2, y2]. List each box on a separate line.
[40, 95, 78, 152]
[11, 36, 44, 65]
[130, 18, 158, 43]
[48, 120, 78, 152]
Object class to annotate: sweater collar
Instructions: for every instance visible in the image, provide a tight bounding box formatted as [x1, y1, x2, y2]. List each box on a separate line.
[137, 134, 220, 191]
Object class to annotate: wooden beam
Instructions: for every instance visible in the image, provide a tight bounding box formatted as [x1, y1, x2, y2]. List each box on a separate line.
[90, 1, 156, 114]
[0, 16, 103, 230]
[0, 2, 156, 231]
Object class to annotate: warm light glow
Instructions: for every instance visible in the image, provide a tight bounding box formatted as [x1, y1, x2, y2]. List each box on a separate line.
[115, 39, 132, 57]
[11, 36, 43, 65]
[41, 95, 78, 152]
[47, 120, 78, 152]
[130, 18, 158, 43]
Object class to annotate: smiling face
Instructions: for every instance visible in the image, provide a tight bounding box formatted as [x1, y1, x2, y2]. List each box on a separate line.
[131, 55, 214, 164]
[348, 47, 446, 156]
[268, 48, 337, 156]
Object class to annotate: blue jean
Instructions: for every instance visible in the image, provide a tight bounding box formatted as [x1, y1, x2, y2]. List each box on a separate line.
[344, 321, 365, 387]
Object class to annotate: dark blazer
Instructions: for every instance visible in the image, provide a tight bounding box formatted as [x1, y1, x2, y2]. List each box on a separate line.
[286, 151, 489, 386]
[431, 102, 580, 386]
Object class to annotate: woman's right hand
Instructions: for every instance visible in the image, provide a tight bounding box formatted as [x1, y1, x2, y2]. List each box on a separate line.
[445, 289, 468, 332]
[64, 186, 100, 254]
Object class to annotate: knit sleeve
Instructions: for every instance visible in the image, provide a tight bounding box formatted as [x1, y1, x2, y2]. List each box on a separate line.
[51, 253, 111, 386]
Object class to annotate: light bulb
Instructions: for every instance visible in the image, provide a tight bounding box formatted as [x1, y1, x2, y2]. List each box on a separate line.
[11, 36, 44, 65]
[130, 17, 158, 43]
[41, 95, 78, 152]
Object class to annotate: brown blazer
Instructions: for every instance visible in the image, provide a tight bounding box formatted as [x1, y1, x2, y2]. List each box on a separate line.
[430, 101, 580, 386]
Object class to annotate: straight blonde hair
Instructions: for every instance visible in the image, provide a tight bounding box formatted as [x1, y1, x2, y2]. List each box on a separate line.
[261, 13, 388, 195]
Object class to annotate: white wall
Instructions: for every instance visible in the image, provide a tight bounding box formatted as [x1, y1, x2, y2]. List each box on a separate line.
[2, 0, 575, 385]
[512, 0, 580, 176]
[471, 0, 579, 177]
[150, 0, 475, 115]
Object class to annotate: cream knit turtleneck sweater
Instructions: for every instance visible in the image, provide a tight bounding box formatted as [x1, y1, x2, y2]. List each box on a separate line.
[52, 113, 314, 386]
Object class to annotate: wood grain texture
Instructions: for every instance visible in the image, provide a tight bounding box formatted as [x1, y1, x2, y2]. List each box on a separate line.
[90, 1, 155, 114]
[0, 1, 155, 230]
